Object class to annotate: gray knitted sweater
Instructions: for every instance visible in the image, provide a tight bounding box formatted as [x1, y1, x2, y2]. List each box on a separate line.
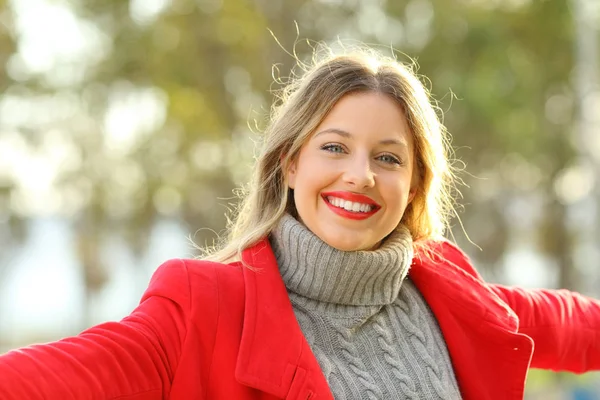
[270, 214, 462, 399]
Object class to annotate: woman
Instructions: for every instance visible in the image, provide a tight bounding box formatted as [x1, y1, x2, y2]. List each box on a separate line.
[1, 49, 599, 400]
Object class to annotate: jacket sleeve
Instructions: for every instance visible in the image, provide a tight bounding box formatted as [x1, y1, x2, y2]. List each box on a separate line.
[0, 259, 191, 400]
[489, 284, 600, 373]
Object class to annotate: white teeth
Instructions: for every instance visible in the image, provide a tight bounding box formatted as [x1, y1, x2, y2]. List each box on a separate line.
[326, 196, 375, 213]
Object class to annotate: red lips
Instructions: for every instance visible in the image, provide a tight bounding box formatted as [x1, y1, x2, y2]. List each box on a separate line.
[321, 191, 381, 220]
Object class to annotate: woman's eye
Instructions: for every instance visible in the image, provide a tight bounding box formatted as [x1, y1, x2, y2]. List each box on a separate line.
[377, 153, 402, 165]
[321, 144, 345, 154]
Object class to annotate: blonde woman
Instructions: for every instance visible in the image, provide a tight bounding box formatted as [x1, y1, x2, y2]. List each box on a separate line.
[1, 48, 599, 400]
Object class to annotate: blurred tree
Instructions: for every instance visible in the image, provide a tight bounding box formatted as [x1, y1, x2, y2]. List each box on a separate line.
[0, 0, 22, 246]
[377, 0, 580, 288]
[0, 0, 593, 330]
[0, 0, 321, 326]
[0, 0, 26, 350]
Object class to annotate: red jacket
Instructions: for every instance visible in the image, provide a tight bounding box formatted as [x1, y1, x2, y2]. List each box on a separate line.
[0, 239, 599, 399]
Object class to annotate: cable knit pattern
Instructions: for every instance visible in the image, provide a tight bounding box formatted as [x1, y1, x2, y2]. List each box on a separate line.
[270, 214, 462, 399]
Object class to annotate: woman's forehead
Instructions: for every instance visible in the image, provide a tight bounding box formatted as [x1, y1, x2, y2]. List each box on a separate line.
[309, 92, 414, 148]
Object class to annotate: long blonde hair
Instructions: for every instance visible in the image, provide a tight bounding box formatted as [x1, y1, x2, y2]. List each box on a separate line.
[204, 47, 457, 264]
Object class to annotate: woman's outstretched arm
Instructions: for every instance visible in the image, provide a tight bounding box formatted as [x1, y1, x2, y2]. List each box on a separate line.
[0, 259, 191, 400]
[490, 284, 600, 373]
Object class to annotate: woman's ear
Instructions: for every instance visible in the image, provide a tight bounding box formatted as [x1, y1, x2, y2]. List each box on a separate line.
[287, 160, 297, 189]
[407, 187, 417, 204]
[281, 154, 297, 189]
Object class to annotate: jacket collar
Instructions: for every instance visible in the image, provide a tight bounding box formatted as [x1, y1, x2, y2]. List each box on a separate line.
[235, 238, 334, 400]
[411, 240, 520, 330]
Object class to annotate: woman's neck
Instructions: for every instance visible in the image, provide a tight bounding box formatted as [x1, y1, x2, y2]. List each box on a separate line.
[269, 214, 414, 306]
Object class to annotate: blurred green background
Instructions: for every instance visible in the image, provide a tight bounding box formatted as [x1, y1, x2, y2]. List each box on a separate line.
[0, 0, 599, 398]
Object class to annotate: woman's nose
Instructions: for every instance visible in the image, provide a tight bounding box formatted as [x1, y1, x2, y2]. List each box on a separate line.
[342, 155, 375, 189]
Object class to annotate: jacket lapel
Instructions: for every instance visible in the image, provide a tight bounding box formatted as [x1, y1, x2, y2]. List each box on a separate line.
[235, 239, 334, 400]
[410, 241, 534, 399]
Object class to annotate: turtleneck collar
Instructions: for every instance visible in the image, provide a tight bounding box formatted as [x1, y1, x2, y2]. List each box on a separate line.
[269, 213, 413, 306]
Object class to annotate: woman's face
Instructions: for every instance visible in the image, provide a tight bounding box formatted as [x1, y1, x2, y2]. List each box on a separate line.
[287, 91, 417, 251]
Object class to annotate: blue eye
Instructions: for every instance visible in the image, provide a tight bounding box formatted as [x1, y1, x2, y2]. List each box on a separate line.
[321, 144, 345, 154]
[377, 153, 402, 165]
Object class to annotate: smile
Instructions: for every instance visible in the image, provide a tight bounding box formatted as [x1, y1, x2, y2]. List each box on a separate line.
[326, 197, 375, 213]
[321, 191, 381, 220]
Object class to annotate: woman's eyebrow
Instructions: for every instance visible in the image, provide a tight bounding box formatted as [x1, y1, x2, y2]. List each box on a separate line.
[379, 138, 408, 147]
[314, 128, 352, 139]
[314, 128, 408, 147]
